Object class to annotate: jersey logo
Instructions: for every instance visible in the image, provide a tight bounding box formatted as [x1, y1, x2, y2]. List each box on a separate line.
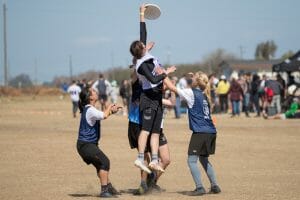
[144, 115, 152, 120]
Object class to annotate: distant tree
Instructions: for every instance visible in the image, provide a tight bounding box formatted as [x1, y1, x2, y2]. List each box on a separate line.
[9, 74, 33, 88]
[202, 49, 237, 75]
[281, 50, 294, 60]
[255, 40, 277, 60]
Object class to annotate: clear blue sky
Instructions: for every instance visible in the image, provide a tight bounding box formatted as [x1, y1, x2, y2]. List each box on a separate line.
[1, 0, 299, 83]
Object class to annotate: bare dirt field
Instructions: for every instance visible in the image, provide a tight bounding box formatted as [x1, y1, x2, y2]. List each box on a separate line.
[0, 96, 299, 200]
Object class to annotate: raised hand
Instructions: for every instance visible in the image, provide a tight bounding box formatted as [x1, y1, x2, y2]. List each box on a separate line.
[165, 65, 177, 75]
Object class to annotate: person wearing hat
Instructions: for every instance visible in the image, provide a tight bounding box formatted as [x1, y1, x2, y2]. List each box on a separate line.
[216, 75, 230, 113]
[264, 85, 300, 119]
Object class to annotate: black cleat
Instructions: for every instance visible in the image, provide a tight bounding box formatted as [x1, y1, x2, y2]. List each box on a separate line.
[108, 183, 121, 195]
[99, 191, 115, 198]
[133, 184, 148, 195]
[187, 187, 206, 196]
[209, 185, 221, 194]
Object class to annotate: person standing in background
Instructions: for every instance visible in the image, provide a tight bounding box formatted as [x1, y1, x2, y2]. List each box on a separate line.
[216, 75, 230, 113]
[67, 80, 82, 118]
[92, 74, 111, 111]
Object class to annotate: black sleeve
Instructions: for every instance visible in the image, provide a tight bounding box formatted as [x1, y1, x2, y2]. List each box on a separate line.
[140, 22, 147, 45]
[138, 63, 166, 84]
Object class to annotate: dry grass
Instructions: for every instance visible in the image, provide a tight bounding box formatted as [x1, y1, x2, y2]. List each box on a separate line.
[0, 95, 299, 200]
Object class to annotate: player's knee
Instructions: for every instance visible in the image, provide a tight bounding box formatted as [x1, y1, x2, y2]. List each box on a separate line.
[161, 157, 171, 167]
[94, 154, 110, 171]
[101, 156, 110, 171]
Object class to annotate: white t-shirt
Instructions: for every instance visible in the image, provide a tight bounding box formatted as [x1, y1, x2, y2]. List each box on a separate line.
[178, 77, 188, 89]
[177, 87, 194, 108]
[85, 105, 105, 126]
[67, 84, 81, 102]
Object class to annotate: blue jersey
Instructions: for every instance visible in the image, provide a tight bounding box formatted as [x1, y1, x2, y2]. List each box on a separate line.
[128, 102, 141, 124]
[78, 106, 101, 143]
[188, 89, 216, 134]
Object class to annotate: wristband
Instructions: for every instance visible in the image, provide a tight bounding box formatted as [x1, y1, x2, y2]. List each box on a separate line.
[140, 12, 144, 16]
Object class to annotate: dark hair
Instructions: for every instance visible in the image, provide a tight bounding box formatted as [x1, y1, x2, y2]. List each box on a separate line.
[130, 40, 144, 59]
[79, 87, 91, 113]
[99, 73, 104, 79]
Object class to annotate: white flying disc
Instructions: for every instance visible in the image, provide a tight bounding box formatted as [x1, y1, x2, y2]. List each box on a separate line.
[144, 4, 161, 20]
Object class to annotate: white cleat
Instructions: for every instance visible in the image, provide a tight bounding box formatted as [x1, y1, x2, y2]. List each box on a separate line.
[149, 161, 165, 173]
[134, 159, 152, 174]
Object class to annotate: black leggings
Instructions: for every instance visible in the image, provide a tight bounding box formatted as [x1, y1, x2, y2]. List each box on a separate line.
[77, 141, 110, 172]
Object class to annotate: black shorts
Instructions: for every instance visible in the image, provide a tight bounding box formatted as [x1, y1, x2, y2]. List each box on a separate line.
[188, 133, 216, 156]
[99, 94, 108, 102]
[159, 131, 168, 146]
[77, 140, 110, 172]
[141, 107, 163, 134]
[128, 122, 167, 151]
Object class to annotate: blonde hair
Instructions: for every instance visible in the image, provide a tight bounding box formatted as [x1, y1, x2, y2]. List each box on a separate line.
[193, 71, 211, 106]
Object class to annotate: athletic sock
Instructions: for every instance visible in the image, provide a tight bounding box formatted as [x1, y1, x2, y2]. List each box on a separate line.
[138, 153, 144, 161]
[151, 154, 158, 164]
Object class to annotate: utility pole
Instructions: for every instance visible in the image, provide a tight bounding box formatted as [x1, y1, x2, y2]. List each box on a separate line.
[3, 1, 8, 86]
[69, 55, 73, 82]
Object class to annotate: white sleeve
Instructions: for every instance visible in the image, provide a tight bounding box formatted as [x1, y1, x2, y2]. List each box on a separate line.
[77, 86, 82, 93]
[177, 88, 194, 108]
[92, 81, 98, 93]
[86, 106, 104, 126]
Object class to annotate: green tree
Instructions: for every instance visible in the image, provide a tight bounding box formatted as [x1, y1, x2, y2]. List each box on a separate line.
[255, 40, 277, 60]
[9, 74, 33, 88]
[281, 50, 294, 60]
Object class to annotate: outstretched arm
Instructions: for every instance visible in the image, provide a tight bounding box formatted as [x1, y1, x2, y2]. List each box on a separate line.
[140, 4, 147, 45]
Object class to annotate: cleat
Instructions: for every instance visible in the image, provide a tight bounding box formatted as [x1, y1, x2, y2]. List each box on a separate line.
[99, 191, 115, 198]
[134, 159, 152, 174]
[187, 187, 206, 196]
[209, 185, 221, 194]
[149, 162, 165, 173]
[133, 184, 148, 195]
[108, 183, 121, 195]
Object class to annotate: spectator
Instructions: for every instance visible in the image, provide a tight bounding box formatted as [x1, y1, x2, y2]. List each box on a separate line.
[110, 80, 118, 104]
[171, 76, 181, 118]
[216, 75, 230, 113]
[265, 77, 283, 114]
[251, 74, 261, 117]
[229, 77, 244, 117]
[119, 79, 131, 116]
[276, 74, 286, 104]
[264, 96, 300, 120]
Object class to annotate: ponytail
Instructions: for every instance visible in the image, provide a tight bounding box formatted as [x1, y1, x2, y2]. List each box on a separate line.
[194, 71, 212, 110]
[79, 87, 91, 113]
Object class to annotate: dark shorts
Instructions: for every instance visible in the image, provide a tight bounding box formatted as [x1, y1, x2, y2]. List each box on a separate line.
[99, 94, 108, 102]
[141, 107, 163, 133]
[77, 140, 110, 172]
[128, 121, 167, 151]
[188, 133, 216, 156]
